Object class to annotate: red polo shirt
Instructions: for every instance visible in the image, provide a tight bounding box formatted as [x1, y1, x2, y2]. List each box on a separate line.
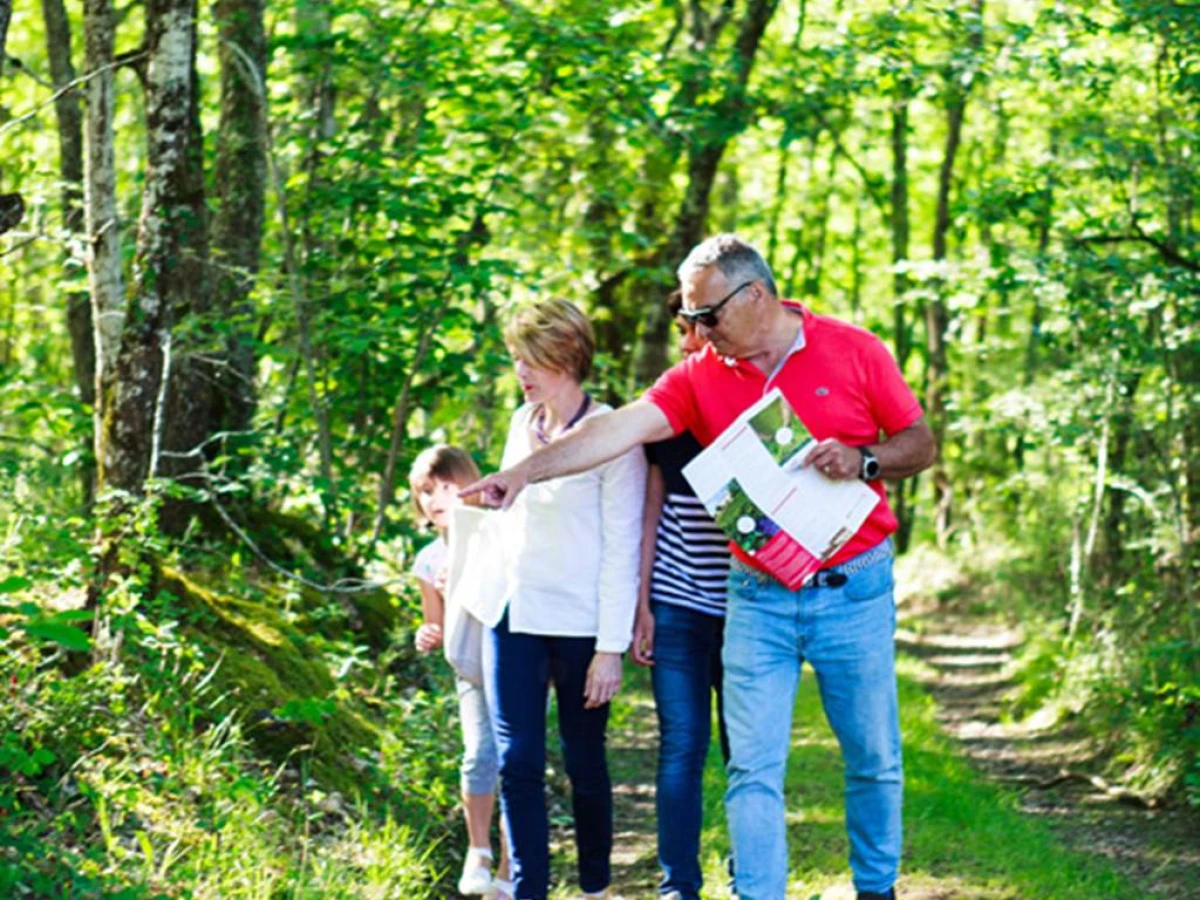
[643, 304, 923, 571]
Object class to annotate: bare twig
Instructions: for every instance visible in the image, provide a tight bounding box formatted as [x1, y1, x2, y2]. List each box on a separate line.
[1074, 227, 1200, 273]
[202, 482, 402, 595]
[156, 428, 260, 460]
[7, 55, 55, 88]
[0, 51, 147, 139]
[0, 234, 43, 258]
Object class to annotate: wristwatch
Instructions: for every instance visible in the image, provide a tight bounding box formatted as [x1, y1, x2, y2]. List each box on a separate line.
[860, 447, 881, 481]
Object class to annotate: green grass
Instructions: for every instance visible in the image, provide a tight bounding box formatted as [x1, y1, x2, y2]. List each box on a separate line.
[688, 658, 1135, 899]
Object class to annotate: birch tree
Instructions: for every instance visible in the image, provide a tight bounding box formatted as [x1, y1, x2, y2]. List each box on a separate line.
[83, 0, 125, 455]
[98, 0, 204, 496]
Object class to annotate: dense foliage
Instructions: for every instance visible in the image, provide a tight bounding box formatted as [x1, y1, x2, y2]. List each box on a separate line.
[0, 0, 1196, 894]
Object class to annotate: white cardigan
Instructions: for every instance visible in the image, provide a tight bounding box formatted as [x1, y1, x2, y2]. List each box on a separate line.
[486, 401, 646, 654]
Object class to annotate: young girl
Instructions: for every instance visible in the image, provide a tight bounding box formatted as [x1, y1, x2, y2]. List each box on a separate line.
[409, 444, 510, 897]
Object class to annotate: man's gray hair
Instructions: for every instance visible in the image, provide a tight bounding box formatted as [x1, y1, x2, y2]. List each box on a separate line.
[677, 234, 778, 298]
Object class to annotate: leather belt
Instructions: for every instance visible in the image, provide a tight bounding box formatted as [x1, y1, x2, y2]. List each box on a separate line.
[730, 539, 894, 589]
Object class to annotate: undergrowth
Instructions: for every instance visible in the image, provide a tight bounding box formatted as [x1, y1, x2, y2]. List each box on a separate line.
[0, 547, 466, 898]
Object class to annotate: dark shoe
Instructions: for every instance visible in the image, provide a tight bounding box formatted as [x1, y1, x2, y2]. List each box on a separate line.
[857, 890, 895, 900]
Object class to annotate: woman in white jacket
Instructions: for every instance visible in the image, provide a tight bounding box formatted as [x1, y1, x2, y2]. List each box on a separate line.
[485, 299, 646, 900]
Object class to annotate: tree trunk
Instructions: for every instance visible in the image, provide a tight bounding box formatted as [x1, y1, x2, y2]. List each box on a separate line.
[891, 95, 911, 370]
[583, 116, 627, 373]
[926, 0, 984, 545]
[292, 0, 339, 523]
[156, 61, 214, 534]
[83, 0, 125, 463]
[209, 0, 267, 438]
[98, 0, 204, 496]
[632, 0, 780, 386]
[0, 0, 11, 77]
[43, 0, 97, 505]
[1014, 129, 1057, 478]
[849, 193, 863, 321]
[766, 140, 792, 272]
[889, 86, 917, 552]
[802, 144, 838, 299]
[783, 132, 821, 297]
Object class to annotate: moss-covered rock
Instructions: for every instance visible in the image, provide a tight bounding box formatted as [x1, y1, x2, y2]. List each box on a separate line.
[155, 567, 379, 792]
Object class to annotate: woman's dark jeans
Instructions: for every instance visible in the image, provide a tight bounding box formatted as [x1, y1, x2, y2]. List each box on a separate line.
[486, 612, 612, 900]
[650, 600, 729, 900]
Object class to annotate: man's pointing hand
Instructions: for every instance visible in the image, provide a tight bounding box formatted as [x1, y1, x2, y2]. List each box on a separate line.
[458, 465, 530, 510]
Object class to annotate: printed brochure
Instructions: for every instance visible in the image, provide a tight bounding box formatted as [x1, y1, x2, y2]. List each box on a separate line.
[682, 388, 879, 588]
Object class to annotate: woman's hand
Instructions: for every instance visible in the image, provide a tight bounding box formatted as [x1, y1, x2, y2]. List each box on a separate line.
[631, 604, 655, 667]
[415, 622, 443, 653]
[583, 651, 623, 709]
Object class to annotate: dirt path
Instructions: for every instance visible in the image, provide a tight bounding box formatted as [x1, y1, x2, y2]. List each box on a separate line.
[545, 675, 663, 898]
[536, 603, 1199, 899]
[898, 608, 1200, 900]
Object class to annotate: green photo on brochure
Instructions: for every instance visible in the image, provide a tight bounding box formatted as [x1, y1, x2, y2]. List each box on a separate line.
[746, 392, 813, 470]
[710, 478, 783, 555]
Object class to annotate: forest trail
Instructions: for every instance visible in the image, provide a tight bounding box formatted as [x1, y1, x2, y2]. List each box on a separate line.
[538, 592, 1200, 899]
[898, 605, 1200, 900]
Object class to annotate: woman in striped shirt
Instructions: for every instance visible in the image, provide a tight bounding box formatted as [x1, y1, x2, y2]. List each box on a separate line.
[632, 298, 732, 900]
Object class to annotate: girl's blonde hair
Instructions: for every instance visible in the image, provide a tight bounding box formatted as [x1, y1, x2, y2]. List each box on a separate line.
[504, 298, 595, 383]
[408, 444, 481, 525]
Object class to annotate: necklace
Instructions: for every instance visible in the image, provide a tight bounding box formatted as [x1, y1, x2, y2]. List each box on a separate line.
[534, 393, 591, 445]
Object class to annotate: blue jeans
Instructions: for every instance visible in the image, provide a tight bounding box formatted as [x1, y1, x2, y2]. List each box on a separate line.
[650, 601, 730, 900]
[723, 543, 902, 899]
[485, 612, 612, 900]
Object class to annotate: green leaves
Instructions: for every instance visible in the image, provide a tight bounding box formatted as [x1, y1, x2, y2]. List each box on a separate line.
[0, 576, 32, 594]
[0, 576, 91, 652]
[19, 621, 91, 652]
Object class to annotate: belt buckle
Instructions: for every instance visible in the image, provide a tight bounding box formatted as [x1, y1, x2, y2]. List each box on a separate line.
[819, 571, 848, 588]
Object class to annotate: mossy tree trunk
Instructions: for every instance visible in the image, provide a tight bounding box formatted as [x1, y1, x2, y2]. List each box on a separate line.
[209, 0, 267, 440]
[98, 0, 207, 498]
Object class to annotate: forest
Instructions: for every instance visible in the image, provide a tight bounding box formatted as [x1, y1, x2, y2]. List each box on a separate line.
[0, 0, 1197, 896]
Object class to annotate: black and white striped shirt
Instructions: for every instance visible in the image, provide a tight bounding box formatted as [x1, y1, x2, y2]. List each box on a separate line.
[646, 433, 731, 617]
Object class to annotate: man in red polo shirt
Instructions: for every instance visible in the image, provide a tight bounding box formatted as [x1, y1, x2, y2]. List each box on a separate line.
[464, 235, 936, 900]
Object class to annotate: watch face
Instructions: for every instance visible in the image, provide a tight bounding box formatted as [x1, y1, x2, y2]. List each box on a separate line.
[862, 451, 880, 480]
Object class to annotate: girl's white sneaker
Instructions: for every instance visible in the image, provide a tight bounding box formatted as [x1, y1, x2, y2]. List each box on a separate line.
[457, 857, 494, 895]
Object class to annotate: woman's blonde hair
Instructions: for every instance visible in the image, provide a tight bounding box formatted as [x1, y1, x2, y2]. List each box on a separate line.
[504, 298, 595, 383]
[407, 444, 481, 525]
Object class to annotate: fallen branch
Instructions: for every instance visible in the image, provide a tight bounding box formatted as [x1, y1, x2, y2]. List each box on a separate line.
[1034, 768, 1159, 809]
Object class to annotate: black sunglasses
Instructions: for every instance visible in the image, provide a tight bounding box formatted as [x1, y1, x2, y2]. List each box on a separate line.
[679, 280, 756, 328]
